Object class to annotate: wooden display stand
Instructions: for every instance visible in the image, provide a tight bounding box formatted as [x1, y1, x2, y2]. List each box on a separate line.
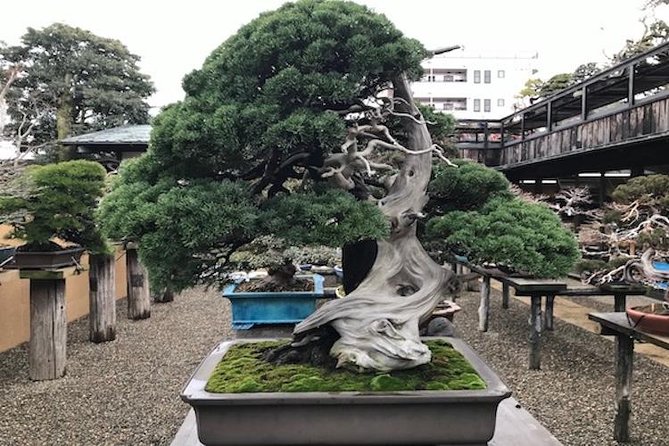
[88, 253, 117, 342]
[20, 268, 74, 380]
[125, 244, 151, 320]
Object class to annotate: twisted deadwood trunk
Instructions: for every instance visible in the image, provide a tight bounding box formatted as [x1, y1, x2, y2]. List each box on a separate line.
[293, 75, 456, 371]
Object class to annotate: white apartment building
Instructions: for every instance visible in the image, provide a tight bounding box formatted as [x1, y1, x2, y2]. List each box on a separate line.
[411, 49, 539, 120]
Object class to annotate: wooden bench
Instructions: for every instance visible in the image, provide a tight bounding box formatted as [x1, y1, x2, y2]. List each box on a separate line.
[452, 259, 647, 370]
[171, 397, 563, 446]
[588, 312, 669, 442]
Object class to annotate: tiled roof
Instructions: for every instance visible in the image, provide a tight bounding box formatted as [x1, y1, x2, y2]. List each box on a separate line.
[60, 125, 151, 146]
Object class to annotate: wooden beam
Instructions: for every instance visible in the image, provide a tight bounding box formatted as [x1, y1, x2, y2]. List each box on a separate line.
[628, 64, 635, 107]
[478, 275, 491, 332]
[20, 266, 79, 280]
[614, 334, 633, 442]
[88, 253, 117, 343]
[529, 295, 542, 370]
[29, 279, 67, 380]
[581, 86, 588, 120]
[126, 248, 151, 320]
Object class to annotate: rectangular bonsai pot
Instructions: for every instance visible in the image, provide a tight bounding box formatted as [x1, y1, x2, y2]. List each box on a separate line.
[181, 337, 512, 445]
[9, 247, 85, 269]
[222, 274, 324, 328]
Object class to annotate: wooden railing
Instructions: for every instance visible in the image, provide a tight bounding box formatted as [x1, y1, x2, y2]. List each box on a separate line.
[499, 94, 669, 168]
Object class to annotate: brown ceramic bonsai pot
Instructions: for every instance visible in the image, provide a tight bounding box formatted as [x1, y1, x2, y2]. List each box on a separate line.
[9, 246, 85, 269]
[181, 337, 511, 445]
[626, 303, 669, 336]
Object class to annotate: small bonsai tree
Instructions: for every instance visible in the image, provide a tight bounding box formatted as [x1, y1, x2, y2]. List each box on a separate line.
[579, 174, 669, 287]
[423, 160, 580, 278]
[0, 160, 107, 253]
[227, 235, 341, 291]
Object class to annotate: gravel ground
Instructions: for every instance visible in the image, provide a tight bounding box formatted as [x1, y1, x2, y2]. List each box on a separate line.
[0, 287, 232, 446]
[454, 289, 669, 446]
[1, 286, 668, 445]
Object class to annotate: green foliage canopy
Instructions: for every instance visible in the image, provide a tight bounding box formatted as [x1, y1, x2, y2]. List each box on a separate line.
[0, 160, 107, 252]
[425, 196, 580, 278]
[611, 174, 669, 212]
[98, 0, 426, 291]
[426, 159, 511, 215]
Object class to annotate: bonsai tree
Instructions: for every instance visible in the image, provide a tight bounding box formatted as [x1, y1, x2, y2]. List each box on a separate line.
[579, 174, 669, 287]
[227, 235, 341, 291]
[0, 159, 107, 253]
[99, 0, 553, 372]
[423, 160, 580, 278]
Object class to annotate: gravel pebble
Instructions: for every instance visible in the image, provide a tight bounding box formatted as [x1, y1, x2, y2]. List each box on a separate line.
[1, 286, 668, 445]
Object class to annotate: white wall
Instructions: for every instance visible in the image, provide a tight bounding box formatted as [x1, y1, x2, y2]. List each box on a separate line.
[411, 49, 538, 120]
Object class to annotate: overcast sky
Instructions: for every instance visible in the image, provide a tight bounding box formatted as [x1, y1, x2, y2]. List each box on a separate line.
[1, 0, 667, 112]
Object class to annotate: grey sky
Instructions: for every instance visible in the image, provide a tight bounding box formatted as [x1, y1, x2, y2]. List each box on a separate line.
[1, 0, 666, 112]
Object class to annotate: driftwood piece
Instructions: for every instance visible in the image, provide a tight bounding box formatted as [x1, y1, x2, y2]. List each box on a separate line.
[293, 75, 456, 371]
[126, 248, 151, 320]
[29, 279, 66, 380]
[89, 253, 116, 342]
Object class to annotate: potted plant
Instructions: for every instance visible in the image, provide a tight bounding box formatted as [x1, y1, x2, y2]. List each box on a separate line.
[99, 1, 516, 443]
[223, 237, 338, 329]
[576, 174, 669, 289]
[0, 160, 107, 269]
[423, 160, 580, 279]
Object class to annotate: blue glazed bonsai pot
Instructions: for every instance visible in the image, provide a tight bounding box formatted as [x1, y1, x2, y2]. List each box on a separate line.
[222, 274, 324, 329]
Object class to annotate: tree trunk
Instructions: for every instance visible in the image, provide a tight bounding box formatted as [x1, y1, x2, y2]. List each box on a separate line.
[126, 248, 151, 320]
[294, 75, 455, 371]
[153, 288, 174, 303]
[89, 253, 117, 342]
[57, 73, 74, 161]
[29, 279, 67, 380]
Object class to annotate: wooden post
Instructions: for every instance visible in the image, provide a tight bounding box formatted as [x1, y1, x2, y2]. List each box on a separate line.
[29, 279, 67, 380]
[501, 283, 510, 309]
[153, 288, 175, 303]
[464, 267, 480, 292]
[614, 293, 626, 312]
[614, 334, 634, 442]
[89, 253, 116, 343]
[478, 275, 491, 332]
[126, 247, 151, 320]
[529, 295, 542, 370]
[543, 294, 555, 331]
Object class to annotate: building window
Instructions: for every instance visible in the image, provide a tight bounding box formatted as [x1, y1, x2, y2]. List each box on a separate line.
[484, 70, 491, 84]
[498, 70, 505, 78]
[497, 98, 505, 107]
[440, 98, 467, 111]
[443, 74, 453, 82]
[484, 99, 491, 112]
[473, 99, 481, 112]
[473, 70, 481, 84]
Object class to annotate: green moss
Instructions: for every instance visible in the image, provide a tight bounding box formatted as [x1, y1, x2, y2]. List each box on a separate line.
[205, 340, 486, 393]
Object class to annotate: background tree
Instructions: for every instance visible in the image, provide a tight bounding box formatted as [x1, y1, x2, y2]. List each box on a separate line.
[1, 23, 154, 160]
[611, 19, 669, 64]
